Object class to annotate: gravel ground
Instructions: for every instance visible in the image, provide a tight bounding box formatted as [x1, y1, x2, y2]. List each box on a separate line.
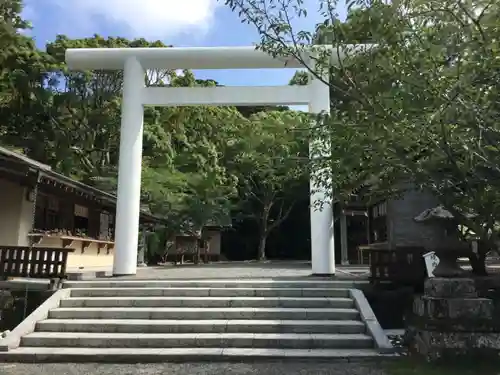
[0, 362, 388, 375]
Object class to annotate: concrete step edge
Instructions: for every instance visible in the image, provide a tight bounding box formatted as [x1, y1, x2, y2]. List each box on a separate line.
[36, 319, 367, 333]
[59, 299, 355, 308]
[50, 307, 359, 312]
[37, 319, 366, 326]
[0, 347, 396, 363]
[65, 279, 365, 284]
[64, 283, 368, 289]
[25, 332, 373, 340]
[48, 307, 361, 320]
[63, 297, 354, 301]
[69, 287, 353, 291]
[69, 288, 353, 297]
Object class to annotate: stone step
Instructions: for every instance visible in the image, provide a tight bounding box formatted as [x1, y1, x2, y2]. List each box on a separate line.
[48, 307, 360, 320]
[59, 297, 355, 309]
[0, 347, 390, 362]
[21, 332, 373, 349]
[64, 279, 367, 289]
[69, 287, 351, 298]
[36, 319, 366, 334]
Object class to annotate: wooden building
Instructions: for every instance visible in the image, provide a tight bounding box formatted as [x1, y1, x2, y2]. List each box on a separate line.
[0, 146, 161, 270]
[169, 217, 231, 264]
[352, 188, 442, 264]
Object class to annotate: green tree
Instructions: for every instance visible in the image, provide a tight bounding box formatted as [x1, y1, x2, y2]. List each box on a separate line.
[0, 28, 246, 259]
[141, 102, 246, 262]
[0, 0, 54, 148]
[0, 16, 315, 265]
[224, 0, 500, 274]
[132, 70, 249, 260]
[235, 110, 309, 260]
[40, 35, 179, 179]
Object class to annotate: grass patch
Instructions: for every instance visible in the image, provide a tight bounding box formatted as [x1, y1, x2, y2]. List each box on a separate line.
[385, 358, 500, 375]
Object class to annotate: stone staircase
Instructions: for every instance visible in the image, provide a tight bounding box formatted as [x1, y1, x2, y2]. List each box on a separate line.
[0, 279, 393, 362]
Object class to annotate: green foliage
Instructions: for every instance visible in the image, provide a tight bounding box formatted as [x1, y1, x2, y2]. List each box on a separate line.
[142, 103, 246, 238]
[289, 71, 309, 86]
[225, 0, 500, 272]
[0, 1, 54, 143]
[0, 2, 311, 262]
[234, 110, 309, 260]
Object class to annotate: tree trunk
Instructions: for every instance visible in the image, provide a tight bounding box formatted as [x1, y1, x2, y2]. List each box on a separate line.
[258, 235, 267, 261]
[194, 238, 200, 265]
[470, 253, 487, 276]
[470, 243, 488, 276]
[258, 204, 271, 261]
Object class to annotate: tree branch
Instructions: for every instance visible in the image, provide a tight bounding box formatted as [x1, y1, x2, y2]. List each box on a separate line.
[267, 200, 295, 233]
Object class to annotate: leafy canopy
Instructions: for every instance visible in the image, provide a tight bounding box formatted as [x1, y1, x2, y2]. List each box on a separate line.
[224, 0, 500, 271]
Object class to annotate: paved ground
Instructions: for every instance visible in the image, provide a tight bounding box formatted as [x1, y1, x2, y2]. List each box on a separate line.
[0, 362, 388, 375]
[2, 261, 371, 294]
[94, 261, 370, 280]
[65, 258, 500, 281]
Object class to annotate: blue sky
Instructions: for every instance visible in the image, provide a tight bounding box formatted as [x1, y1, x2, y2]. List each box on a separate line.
[23, 0, 346, 91]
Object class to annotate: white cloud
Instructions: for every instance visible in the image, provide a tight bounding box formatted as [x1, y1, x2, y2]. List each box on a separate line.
[48, 0, 220, 38]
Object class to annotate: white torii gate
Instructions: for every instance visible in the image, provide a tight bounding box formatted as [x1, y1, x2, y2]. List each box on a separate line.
[65, 46, 341, 276]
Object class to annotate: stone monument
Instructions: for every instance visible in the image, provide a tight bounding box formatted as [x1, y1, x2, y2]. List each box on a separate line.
[414, 206, 470, 278]
[408, 277, 500, 361]
[407, 206, 500, 360]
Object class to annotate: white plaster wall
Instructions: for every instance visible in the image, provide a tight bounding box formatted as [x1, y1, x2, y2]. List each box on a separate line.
[205, 231, 221, 255]
[18, 187, 35, 246]
[35, 237, 115, 269]
[0, 178, 26, 246]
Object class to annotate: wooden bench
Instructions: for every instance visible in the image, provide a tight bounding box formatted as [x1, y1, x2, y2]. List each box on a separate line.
[366, 245, 428, 288]
[0, 246, 74, 288]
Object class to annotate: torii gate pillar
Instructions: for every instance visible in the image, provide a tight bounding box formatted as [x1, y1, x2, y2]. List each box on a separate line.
[113, 57, 145, 276]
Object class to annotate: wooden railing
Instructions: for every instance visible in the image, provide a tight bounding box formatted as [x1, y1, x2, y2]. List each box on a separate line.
[367, 245, 428, 288]
[0, 246, 74, 286]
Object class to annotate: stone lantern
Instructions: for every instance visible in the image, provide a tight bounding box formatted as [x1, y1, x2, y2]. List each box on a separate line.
[414, 206, 471, 277]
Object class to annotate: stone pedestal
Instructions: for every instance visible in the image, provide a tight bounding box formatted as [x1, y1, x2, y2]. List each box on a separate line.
[137, 228, 148, 267]
[137, 245, 147, 267]
[0, 291, 13, 324]
[407, 277, 500, 361]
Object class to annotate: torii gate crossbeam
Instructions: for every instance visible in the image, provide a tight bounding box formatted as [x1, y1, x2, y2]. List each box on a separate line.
[65, 46, 339, 276]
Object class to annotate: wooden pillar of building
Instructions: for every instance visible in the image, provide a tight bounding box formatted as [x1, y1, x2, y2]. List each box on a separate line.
[88, 207, 101, 239]
[60, 199, 75, 234]
[340, 212, 349, 265]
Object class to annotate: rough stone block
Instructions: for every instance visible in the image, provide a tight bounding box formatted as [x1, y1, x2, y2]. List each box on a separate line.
[410, 330, 500, 361]
[0, 291, 13, 311]
[409, 276, 500, 360]
[472, 276, 500, 299]
[425, 278, 478, 298]
[413, 296, 494, 320]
